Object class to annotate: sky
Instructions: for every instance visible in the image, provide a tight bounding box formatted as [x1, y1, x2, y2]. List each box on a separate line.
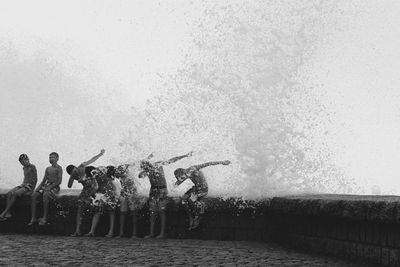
[304, 1, 400, 193]
[0, 0, 202, 188]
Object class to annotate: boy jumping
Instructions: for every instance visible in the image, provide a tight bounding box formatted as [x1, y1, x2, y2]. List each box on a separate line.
[29, 152, 63, 226]
[174, 160, 231, 230]
[138, 151, 193, 238]
[0, 154, 38, 221]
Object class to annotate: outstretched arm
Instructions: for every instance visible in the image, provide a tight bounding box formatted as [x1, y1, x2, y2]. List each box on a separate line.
[158, 151, 193, 166]
[192, 160, 231, 170]
[81, 149, 105, 166]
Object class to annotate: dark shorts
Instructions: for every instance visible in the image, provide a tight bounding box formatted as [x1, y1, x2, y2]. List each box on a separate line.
[78, 186, 96, 208]
[10, 185, 32, 197]
[34, 185, 60, 199]
[182, 186, 208, 216]
[119, 195, 147, 212]
[182, 186, 208, 203]
[149, 187, 168, 212]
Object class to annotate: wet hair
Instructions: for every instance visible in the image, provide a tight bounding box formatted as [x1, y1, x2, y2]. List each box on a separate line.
[174, 168, 185, 178]
[85, 166, 96, 178]
[19, 154, 29, 162]
[140, 160, 153, 171]
[49, 152, 59, 158]
[106, 165, 116, 178]
[66, 165, 76, 175]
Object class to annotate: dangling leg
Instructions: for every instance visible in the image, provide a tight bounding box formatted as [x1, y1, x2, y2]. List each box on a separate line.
[28, 191, 41, 225]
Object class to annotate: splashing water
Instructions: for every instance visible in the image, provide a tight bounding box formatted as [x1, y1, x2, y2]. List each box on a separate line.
[0, 1, 399, 198]
[119, 1, 359, 198]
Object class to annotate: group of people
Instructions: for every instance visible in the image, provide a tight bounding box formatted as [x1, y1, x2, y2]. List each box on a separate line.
[0, 149, 231, 238]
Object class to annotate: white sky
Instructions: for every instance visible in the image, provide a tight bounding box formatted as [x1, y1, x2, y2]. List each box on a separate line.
[305, 1, 400, 194]
[1, 1, 400, 194]
[0, 0, 201, 187]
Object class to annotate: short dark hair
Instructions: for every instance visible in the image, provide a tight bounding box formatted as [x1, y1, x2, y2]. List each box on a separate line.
[19, 154, 29, 162]
[174, 168, 185, 178]
[140, 160, 153, 171]
[106, 165, 116, 178]
[66, 165, 76, 175]
[49, 152, 59, 158]
[85, 166, 96, 178]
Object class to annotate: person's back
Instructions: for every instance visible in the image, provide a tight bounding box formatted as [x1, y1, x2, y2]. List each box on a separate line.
[187, 168, 208, 192]
[22, 162, 38, 191]
[148, 166, 167, 188]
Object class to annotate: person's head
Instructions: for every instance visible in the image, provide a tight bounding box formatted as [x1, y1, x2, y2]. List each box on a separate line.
[85, 166, 97, 178]
[106, 165, 116, 178]
[140, 160, 154, 172]
[66, 165, 76, 175]
[114, 165, 127, 178]
[49, 152, 59, 164]
[18, 154, 30, 167]
[67, 164, 78, 188]
[174, 168, 188, 185]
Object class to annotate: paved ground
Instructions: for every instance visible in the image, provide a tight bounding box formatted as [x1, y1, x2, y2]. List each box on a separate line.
[0, 234, 363, 266]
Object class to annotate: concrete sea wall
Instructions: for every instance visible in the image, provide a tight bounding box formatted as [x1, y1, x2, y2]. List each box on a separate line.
[0, 191, 399, 266]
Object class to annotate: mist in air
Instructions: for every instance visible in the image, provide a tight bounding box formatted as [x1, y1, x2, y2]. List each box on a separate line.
[1, 1, 400, 198]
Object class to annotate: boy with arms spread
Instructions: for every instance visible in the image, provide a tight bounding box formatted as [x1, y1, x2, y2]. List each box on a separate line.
[66, 149, 105, 236]
[29, 152, 63, 226]
[0, 154, 37, 221]
[84, 165, 120, 237]
[115, 153, 154, 238]
[138, 151, 193, 238]
[174, 160, 231, 230]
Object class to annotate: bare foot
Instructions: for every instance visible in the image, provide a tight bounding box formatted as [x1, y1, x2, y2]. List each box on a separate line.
[144, 234, 155, 239]
[27, 219, 38, 226]
[5, 213, 12, 219]
[70, 232, 82, 237]
[131, 235, 140, 239]
[191, 216, 201, 230]
[156, 234, 165, 239]
[105, 233, 114, 238]
[84, 232, 95, 237]
[38, 218, 48, 226]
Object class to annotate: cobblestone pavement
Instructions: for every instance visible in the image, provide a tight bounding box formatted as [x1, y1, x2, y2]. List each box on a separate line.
[0, 234, 363, 266]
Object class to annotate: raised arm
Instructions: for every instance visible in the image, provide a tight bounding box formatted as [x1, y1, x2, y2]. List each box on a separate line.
[192, 160, 231, 170]
[158, 151, 193, 166]
[81, 149, 105, 166]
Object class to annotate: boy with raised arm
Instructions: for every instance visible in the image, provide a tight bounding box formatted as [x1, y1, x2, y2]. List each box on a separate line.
[138, 151, 193, 238]
[66, 149, 105, 236]
[29, 152, 63, 226]
[0, 154, 37, 221]
[84, 165, 120, 238]
[174, 160, 231, 230]
[116, 153, 154, 238]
